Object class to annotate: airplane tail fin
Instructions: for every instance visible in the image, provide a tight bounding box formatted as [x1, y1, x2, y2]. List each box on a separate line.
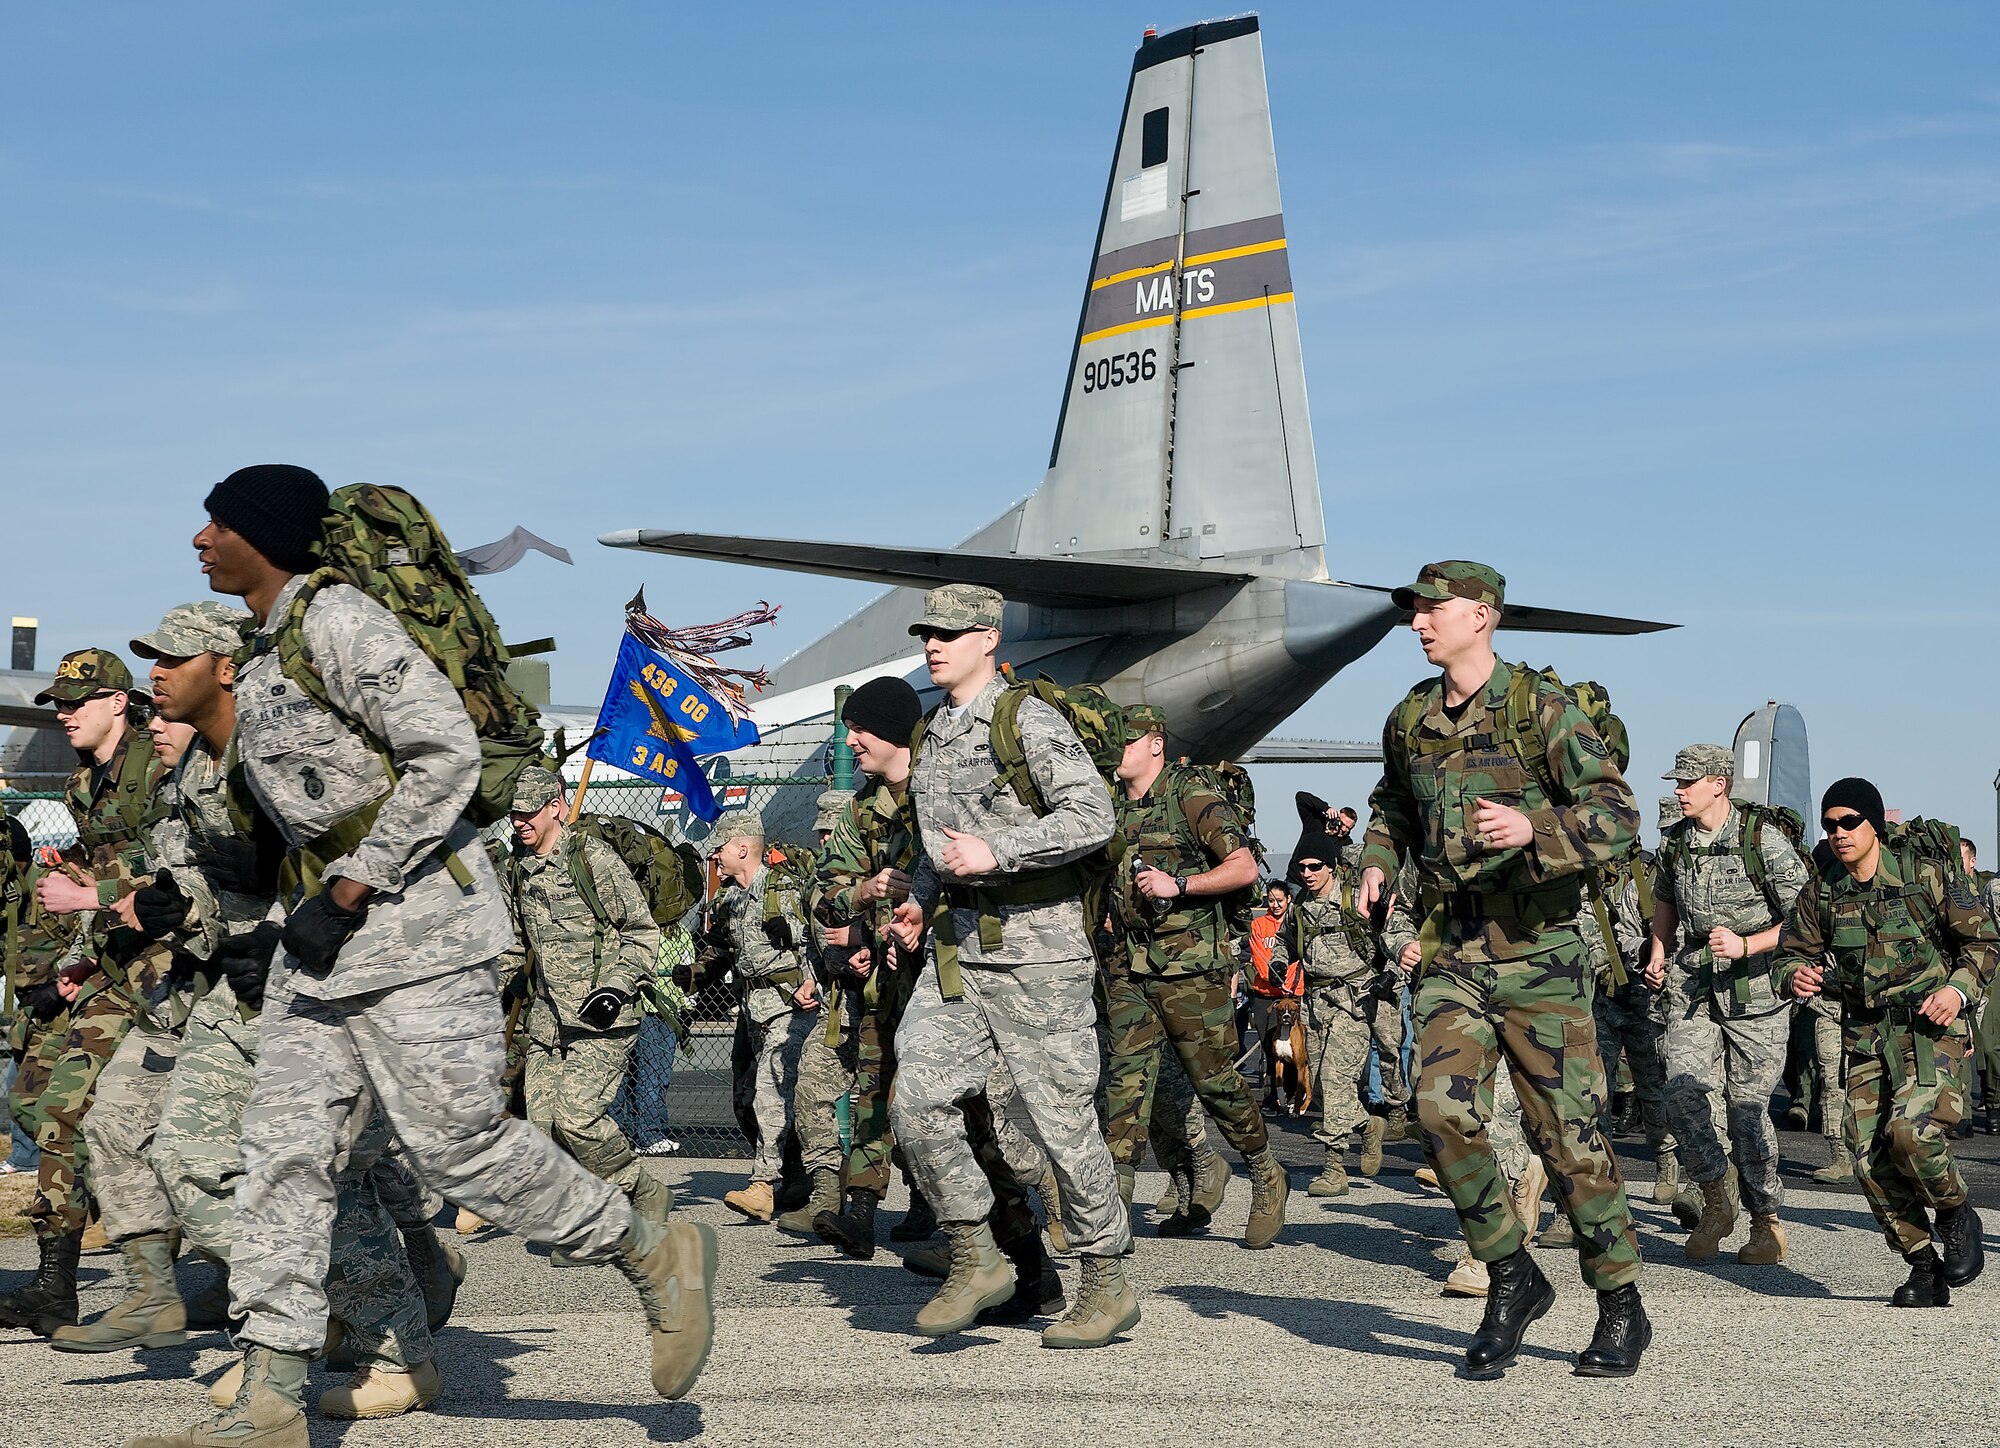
[1015, 17, 1325, 578]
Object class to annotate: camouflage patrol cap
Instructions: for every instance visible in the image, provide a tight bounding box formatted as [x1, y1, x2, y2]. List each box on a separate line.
[130, 601, 252, 662]
[1123, 703, 1167, 743]
[1658, 796, 1685, 831]
[908, 584, 1004, 635]
[707, 812, 765, 850]
[34, 648, 135, 705]
[1663, 743, 1734, 783]
[813, 790, 848, 834]
[1390, 560, 1505, 612]
[510, 765, 565, 815]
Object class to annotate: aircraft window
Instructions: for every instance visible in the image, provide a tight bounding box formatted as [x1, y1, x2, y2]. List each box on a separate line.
[1142, 107, 1169, 169]
[1741, 740, 1761, 780]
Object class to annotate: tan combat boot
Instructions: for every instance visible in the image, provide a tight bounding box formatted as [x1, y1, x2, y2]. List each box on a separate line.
[1307, 1154, 1350, 1198]
[631, 1172, 675, 1228]
[1154, 1168, 1184, 1218]
[1509, 1156, 1547, 1245]
[1192, 1149, 1231, 1217]
[913, 1221, 1015, 1336]
[1651, 1148, 1681, 1204]
[80, 1218, 112, 1254]
[319, 1358, 444, 1420]
[206, 1358, 243, 1410]
[1413, 1165, 1441, 1191]
[1443, 1254, 1490, 1297]
[401, 1224, 466, 1333]
[127, 1344, 310, 1448]
[615, 1217, 718, 1398]
[1684, 1176, 1739, 1260]
[1041, 1255, 1141, 1349]
[775, 1170, 840, 1237]
[454, 1207, 485, 1236]
[50, 1233, 186, 1353]
[723, 1179, 775, 1222]
[1243, 1147, 1289, 1249]
[1737, 1213, 1787, 1266]
[1383, 1105, 1412, 1143]
[1035, 1163, 1069, 1254]
[1357, 1116, 1388, 1178]
[1811, 1142, 1854, 1184]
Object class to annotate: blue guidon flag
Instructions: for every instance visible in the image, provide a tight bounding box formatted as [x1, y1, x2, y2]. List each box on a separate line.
[586, 632, 760, 821]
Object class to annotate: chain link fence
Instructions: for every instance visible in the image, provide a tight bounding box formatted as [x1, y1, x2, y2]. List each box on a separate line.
[4, 768, 836, 1161]
[563, 773, 835, 1159]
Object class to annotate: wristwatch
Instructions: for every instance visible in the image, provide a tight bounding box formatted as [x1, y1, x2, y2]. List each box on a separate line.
[1173, 875, 1189, 897]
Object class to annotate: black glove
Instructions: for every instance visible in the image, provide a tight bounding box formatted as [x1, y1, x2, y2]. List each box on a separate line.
[18, 980, 67, 1023]
[132, 872, 192, 939]
[578, 987, 629, 1031]
[281, 891, 367, 978]
[214, 922, 280, 1010]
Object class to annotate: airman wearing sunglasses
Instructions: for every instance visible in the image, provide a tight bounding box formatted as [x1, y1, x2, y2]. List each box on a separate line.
[1772, 777, 1996, 1308]
[1643, 743, 1809, 1269]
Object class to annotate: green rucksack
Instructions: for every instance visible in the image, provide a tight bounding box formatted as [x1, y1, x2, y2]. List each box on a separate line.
[1167, 760, 1262, 938]
[255, 484, 544, 826]
[1659, 800, 1812, 926]
[908, 671, 1128, 993]
[571, 813, 704, 930]
[1393, 662, 1631, 806]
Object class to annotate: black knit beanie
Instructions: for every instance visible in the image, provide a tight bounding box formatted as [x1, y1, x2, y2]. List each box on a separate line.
[204, 464, 330, 573]
[841, 675, 923, 749]
[1289, 830, 1347, 883]
[1820, 777, 1886, 839]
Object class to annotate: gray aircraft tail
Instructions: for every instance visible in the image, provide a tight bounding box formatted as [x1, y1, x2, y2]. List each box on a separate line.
[1733, 701, 1813, 838]
[1015, 16, 1325, 577]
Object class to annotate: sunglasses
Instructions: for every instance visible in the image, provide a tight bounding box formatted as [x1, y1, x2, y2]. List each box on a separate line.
[914, 626, 977, 643]
[1821, 813, 1868, 835]
[51, 692, 116, 714]
[1296, 860, 1329, 873]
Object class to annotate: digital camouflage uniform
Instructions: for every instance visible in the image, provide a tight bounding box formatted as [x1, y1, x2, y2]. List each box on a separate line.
[895, 675, 1129, 1259]
[1269, 847, 1379, 1158]
[783, 846, 855, 1186]
[710, 861, 818, 1183]
[1362, 657, 1644, 1290]
[1654, 803, 1809, 1218]
[813, 777, 1037, 1239]
[228, 575, 645, 1360]
[501, 823, 660, 1200]
[1103, 764, 1265, 1169]
[1773, 847, 1997, 1255]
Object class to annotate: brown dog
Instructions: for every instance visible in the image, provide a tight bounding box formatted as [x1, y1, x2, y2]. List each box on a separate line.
[1264, 996, 1311, 1116]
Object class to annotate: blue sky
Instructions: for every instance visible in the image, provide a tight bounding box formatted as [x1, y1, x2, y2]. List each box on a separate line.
[3, 3, 1995, 853]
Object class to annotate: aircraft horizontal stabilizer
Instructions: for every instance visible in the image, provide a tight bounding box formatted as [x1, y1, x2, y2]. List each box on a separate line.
[1339, 583, 1673, 636]
[1237, 736, 1383, 765]
[598, 530, 1251, 608]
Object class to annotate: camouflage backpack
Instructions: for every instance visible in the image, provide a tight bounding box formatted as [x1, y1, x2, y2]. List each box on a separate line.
[907, 671, 1128, 991]
[1392, 662, 1631, 806]
[570, 813, 704, 931]
[1166, 760, 1263, 938]
[1658, 800, 1812, 926]
[250, 484, 544, 826]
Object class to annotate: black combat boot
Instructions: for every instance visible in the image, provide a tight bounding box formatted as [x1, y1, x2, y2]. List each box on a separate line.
[0, 1228, 82, 1335]
[1572, 1283, 1651, 1377]
[1985, 1100, 2000, 1136]
[814, 1189, 880, 1261]
[982, 1229, 1066, 1325]
[1891, 1246, 1951, 1307]
[1462, 1246, 1555, 1378]
[1935, 1203, 1984, 1289]
[890, 1191, 940, 1244]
